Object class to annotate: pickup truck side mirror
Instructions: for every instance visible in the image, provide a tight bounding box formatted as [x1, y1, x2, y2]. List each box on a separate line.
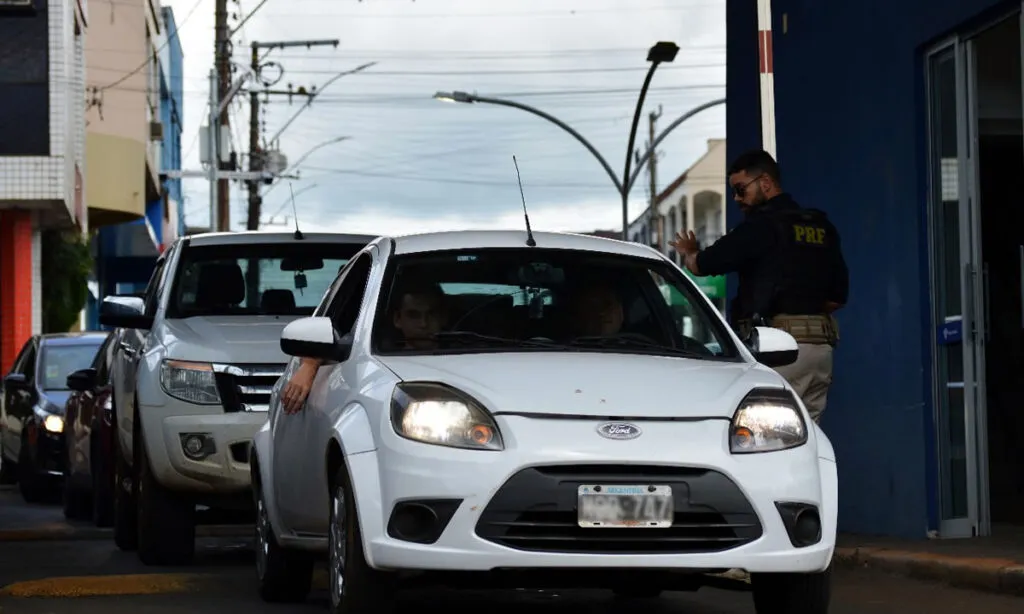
[99, 295, 154, 330]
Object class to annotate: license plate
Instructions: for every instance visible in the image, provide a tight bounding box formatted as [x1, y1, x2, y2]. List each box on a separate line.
[577, 484, 674, 528]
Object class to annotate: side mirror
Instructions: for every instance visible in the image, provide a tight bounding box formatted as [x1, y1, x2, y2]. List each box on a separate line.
[3, 373, 27, 388]
[67, 368, 98, 392]
[280, 317, 352, 362]
[99, 295, 154, 330]
[748, 326, 799, 367]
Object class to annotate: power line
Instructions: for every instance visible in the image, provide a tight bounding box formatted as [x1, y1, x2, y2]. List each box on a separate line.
[93, 0, 205, 93]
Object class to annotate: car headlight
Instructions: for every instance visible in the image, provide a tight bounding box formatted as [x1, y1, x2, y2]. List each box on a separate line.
[34, 407, 64, 433]
[729, 388, 807, 454]
[390, 382, 503, 451]
[160, 359, 221, 405]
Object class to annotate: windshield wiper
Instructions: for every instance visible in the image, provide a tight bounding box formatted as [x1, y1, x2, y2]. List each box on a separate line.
[569, 335, 709, 359]
[433, 331, 567, 349]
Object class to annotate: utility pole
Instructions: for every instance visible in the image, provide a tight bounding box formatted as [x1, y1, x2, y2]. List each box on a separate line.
[646, 105, 662, 251]
[214, 0, 232, 231]
[244, 39, 340, 232]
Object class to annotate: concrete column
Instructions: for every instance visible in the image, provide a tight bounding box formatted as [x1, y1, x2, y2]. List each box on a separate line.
[31, 212, 41, 335]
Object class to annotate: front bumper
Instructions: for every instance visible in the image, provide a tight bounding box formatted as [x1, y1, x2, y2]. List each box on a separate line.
[27, 424, 66, 477]
[141, 396, 266, 493]
[354, 416, 836, 574]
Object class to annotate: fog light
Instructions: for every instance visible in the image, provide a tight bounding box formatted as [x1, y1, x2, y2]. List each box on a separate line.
[180, 433, 216, 460]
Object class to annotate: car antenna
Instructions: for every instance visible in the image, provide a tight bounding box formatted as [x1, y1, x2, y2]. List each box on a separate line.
[512, 155, 536, 247]
[288, 182, 304, 240]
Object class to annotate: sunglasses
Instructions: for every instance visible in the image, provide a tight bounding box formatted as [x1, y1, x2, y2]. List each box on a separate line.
[732, 173, 765, 197]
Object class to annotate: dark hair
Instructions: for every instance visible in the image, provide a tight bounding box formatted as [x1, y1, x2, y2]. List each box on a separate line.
[390, 280, 444, 312]
[728, 149, 781, 185]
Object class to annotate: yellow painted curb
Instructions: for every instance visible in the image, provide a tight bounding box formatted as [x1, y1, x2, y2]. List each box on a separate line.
[0, 573, 206, 598]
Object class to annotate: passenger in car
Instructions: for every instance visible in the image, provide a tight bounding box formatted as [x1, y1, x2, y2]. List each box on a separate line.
[280, 281, 447, 414]
[569, 282, 625, 337]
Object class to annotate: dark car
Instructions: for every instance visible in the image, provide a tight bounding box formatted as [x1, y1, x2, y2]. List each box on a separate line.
[0, 332, 110, 503]
[62, 330, 121, 523]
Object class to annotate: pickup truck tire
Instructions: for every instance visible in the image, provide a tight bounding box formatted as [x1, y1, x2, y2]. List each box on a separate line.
[91, 432, 114, 527]
[113, 436, 138, 551]
[136, 437, 196, 566]
[255, 479, 314, 602]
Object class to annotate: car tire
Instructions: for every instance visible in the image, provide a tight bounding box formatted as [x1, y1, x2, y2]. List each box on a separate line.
[91, 434, 114, 528]
[113, 436, 138, 551]
[0, 443, 17, 485]
[62, 475, 92, 520]
[254, 480, 314, 602]
[329, 464, 395, 614]
[136, 438, 196, 566]
[751, 564, 832, 614]
[18, 435, 48, 504]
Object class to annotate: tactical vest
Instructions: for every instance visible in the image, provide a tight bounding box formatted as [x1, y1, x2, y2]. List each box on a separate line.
[752, 207, 838, 318]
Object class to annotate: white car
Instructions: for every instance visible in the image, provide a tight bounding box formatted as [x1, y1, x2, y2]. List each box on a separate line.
[250, 230, 837, 614]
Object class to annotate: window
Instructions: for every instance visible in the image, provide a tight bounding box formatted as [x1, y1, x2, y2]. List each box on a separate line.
[142, 257, 167, 317]
[372, 247, 737, 358]
[39, 341, 105, 391]
[323, 254, 373, 336]
[167, 242, 365, 318]
[93, 332, 118, 384]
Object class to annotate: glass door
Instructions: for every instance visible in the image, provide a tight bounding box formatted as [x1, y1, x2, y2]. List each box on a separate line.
[926, 39, 986, 538]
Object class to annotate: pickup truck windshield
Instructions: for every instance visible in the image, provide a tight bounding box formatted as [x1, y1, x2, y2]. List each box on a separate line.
[166, 242, 364, 318]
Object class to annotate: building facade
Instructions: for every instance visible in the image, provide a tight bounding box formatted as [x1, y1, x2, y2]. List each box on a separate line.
[628, 138, 729, 310]
[0, 0, 88, 371]
[82, 0, 182, 328]
[726, 0, 1024, 539]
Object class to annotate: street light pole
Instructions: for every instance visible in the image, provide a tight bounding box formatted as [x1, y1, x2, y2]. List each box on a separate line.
[627, 97, 726, 193]
[436, 42, 683, 242]
[621, 42, 679, 241]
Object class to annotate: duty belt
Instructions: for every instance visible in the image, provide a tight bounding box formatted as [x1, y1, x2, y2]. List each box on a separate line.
[734, 314, 839, 346]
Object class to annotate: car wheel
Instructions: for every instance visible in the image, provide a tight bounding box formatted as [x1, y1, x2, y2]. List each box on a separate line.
[62, 474, 92, 520]
[17, 436, 48, 503]
[113, 437, 138, 551]
[91, 435, 114, 528]
[329, 465, 394, 614]
[0, 442, 17, 485]
[751, 564, 832, 614]
[255, 482, 314, 602]
[136, 438, 195, 566]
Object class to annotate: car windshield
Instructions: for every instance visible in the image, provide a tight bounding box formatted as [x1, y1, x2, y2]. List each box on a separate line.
[40, 342, 106, 391]
[167, 242, 364, 318]
[371, 247, 738, 359]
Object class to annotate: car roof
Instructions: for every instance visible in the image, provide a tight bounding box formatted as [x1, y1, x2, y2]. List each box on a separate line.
[184, 231, 379, 248]
[390, 230, 662, 259]
[39, 332, 110, 347]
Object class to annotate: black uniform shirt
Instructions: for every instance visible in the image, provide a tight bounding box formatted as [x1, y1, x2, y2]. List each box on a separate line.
[695, 193, 848, 322]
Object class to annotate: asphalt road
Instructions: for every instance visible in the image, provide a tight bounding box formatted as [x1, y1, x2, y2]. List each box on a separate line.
[2, 487, 1023, 613]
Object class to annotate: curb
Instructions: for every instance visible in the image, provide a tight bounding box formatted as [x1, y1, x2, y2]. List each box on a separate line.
[834, 546, 1024, 597]
[0, 524, 252, 542]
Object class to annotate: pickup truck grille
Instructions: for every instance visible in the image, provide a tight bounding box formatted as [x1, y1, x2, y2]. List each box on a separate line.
[212, 363, 286, 413]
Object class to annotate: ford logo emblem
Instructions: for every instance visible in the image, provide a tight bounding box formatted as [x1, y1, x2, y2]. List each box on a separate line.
[596, 422, 642, 440]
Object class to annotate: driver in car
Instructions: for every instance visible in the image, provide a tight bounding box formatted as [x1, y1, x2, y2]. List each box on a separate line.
[280, 281, 446, 414]
[570, 282, 624, 337]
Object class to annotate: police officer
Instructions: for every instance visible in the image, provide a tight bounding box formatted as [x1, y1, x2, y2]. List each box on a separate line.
[670, 149, 848, 424]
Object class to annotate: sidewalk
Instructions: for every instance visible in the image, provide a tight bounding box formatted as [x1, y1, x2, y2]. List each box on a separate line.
[834, 526, 1024, 597]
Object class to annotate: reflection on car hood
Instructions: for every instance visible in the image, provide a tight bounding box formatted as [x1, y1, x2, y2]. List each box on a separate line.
[377, 352, 787, 419]
[40, 390, 71, 413]
[161, 316, 301, 364]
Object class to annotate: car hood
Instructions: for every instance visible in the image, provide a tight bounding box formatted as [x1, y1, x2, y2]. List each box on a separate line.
[376, 352, 788, 419]
[160, 316, 299, 364]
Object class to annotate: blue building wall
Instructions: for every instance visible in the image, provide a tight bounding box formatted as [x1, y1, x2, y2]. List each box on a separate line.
[725, 0, 1015, 538]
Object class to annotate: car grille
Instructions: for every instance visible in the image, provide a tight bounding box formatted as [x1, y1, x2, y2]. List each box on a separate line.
[475, 464, 763, 554]
[212, 363, 286, 413]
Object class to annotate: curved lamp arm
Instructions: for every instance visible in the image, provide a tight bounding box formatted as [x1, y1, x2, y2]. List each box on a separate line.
[627, 97, 726, 193]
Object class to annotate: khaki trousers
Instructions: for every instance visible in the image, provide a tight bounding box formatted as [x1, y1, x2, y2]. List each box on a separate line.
[772, 342, 833, 423]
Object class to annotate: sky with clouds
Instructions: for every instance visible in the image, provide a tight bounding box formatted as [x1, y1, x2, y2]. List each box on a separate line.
[162, 0, 725, 236]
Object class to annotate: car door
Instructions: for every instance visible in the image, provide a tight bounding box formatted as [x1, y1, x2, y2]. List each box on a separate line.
[112, 255, 168, 448]
[69, 333, 116, 480]
[1, 339, 37, 461]
[273, 250, 376, 535]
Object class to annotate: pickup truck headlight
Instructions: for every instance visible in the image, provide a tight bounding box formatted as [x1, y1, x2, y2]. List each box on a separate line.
[390, 382, 503, 451]
[729, 388, 807, 454]
[160, 359, 221, 405]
